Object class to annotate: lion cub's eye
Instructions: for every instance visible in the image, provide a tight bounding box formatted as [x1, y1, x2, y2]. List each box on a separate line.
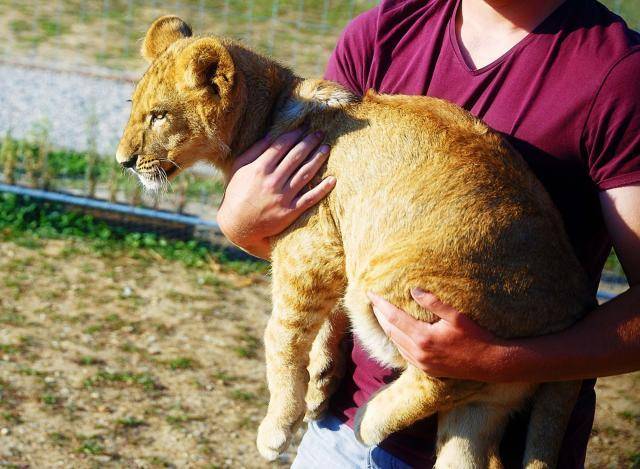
[150, 112, 167, 125]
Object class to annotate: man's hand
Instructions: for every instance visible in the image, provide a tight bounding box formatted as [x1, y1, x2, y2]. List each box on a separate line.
[217, 128, 335, 259]
[368, 289, 508, 381]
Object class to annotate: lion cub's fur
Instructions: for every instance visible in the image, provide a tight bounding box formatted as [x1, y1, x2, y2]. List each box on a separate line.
[117, 16, 593, 468]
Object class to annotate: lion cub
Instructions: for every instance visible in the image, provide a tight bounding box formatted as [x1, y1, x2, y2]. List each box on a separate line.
[117, 16, 593, 468]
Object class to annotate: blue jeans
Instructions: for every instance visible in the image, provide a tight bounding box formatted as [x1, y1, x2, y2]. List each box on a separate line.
[292, 414, 413, 469]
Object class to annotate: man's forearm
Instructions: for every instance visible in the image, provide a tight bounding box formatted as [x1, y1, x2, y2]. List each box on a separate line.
[495, 285, 640, 382]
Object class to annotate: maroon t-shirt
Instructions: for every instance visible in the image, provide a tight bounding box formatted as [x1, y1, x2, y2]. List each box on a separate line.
[324, 0, 640, 467]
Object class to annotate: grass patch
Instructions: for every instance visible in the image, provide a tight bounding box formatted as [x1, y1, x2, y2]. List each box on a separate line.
[212, 370, 238, 385]
[165, 412, 206, 428]
[0, 192, 267, 274]
[83, 370, 163, 392]
[116, 416, 146, 428]
[77, 356, 105, 366]
[76, 436, 106, 455]
[233, 329, 260, 359]
[49, 431, 70, 446]
[618, 410, 640, 424]
[41, 393, 59, 406]
[230, 389, 256, 402]
[166, 357, 199, 370]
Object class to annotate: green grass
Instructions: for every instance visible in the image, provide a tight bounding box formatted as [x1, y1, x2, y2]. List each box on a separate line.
[165, 412, 206, 427]
[230, 389, 256, 402]
[76, 436, 106, 455]
[233, 330, 260, 359]
[83, 370, 163, 392]
[116, 416, 146, 428]
[166, 357, 199, 370]
[0, 192, 267, 274]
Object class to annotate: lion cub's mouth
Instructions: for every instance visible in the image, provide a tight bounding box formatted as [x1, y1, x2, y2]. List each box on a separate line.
[135, 162, 180, 192]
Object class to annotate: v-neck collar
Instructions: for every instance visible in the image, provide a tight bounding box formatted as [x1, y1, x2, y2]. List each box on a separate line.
[447, 0, 570, 76]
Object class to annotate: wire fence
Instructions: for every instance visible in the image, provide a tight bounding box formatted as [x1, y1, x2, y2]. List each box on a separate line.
[0, 0, 378, 78]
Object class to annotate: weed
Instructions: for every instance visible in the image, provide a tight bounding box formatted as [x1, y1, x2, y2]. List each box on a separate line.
[618, 410, 639, 424]
[230, 389, 256, 402]
[233, 329, 260, 359]
[77, 356, 105, 366]
[212, 371, 237, 385]
[83, 371, 163, 392]
[77, 436, 106, 455]
[116, 416, 146, 428]
[167, 357, 198, 370]
[41, 393, 59, 406]
[165, 413, 206, 428]
[49, 431, 70, 446]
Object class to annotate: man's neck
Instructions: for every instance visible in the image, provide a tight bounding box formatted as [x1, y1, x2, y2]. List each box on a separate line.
[457, 0, 566, 69]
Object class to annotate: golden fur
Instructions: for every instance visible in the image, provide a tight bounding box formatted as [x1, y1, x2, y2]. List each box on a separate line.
[117, 16, 593, 468]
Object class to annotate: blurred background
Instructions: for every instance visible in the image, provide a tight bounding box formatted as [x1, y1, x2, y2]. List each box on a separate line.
[0, 1, 638, 468]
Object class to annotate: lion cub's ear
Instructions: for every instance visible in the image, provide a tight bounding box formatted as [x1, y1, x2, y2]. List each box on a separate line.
[177, 38, 235, 99]
[141, 15, 192, 63]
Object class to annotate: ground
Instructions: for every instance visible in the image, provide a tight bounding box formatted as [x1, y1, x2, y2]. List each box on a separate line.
[0, 237, 638, 468]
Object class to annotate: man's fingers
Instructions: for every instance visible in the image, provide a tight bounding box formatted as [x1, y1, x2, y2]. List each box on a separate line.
[262, 128, 308, 171]
[367, 292, 427, 351]
[284, 144, 331, 194]
[273, 132, 325, 185]
[291, 176, 336, 211]
[411, 288, 463, 325]
[231, 134, 274, 172]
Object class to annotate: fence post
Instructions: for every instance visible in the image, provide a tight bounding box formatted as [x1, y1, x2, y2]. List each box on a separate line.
[267, 0, 280, 55]
[0, 132, 17, 186]
[101, 0, 111, 66]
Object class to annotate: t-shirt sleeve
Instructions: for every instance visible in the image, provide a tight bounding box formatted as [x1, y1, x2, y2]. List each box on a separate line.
[583, 48, 640, 190]
[324, 6, 379, 96]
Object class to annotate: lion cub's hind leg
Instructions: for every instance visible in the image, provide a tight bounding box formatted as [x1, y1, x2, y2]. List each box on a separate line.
[353, 366, 485, 446]
[256, 217, 345, 461]
[435, 382, 535, 469]
[305, 306, 349, 421]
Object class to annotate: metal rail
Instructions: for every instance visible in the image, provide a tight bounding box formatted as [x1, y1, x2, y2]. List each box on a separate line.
[0, 182, 219, 230]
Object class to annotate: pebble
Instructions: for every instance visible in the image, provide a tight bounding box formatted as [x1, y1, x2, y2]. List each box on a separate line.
[0, 64, 133, 155]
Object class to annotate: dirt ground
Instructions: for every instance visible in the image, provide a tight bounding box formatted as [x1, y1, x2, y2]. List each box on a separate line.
[0, 238, 638, 468]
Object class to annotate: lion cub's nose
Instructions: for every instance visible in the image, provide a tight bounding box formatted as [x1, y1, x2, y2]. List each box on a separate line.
[120, 154, 139, 169]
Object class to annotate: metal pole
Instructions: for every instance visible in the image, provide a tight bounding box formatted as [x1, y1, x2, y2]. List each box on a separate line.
[247, 0, 255, 43]
[53, 0, 63, 63]
[315, 0, 330, 74]
[124, 0, 134, 58]
[101, 0, 111, 66]
[198, 0, 206, 32]
[31, 0, 41, 59]
[291, 0, 305, 68]
[223, 0, 230, 34]
[267, 0, 280, 55]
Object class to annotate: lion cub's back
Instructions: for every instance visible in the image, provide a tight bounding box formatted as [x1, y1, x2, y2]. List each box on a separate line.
[327, 93, 591, 338]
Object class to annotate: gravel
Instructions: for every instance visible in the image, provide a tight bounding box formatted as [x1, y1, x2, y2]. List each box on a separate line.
[0, 63, 134, 155]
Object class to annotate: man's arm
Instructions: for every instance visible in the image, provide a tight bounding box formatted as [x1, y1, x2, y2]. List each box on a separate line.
[369, 184, 640, 382]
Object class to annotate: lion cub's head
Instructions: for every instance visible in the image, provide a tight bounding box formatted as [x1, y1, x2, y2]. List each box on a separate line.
[116, 16, 247, 190]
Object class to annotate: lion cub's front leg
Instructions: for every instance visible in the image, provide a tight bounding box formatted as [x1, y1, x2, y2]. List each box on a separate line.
[256, 215, 345, 461]
[305, 306, 348, 421]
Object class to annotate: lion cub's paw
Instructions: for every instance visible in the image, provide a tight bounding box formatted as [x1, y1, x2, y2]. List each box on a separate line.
[353, 403, 390, 446]
[256, 414, 299, 461]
